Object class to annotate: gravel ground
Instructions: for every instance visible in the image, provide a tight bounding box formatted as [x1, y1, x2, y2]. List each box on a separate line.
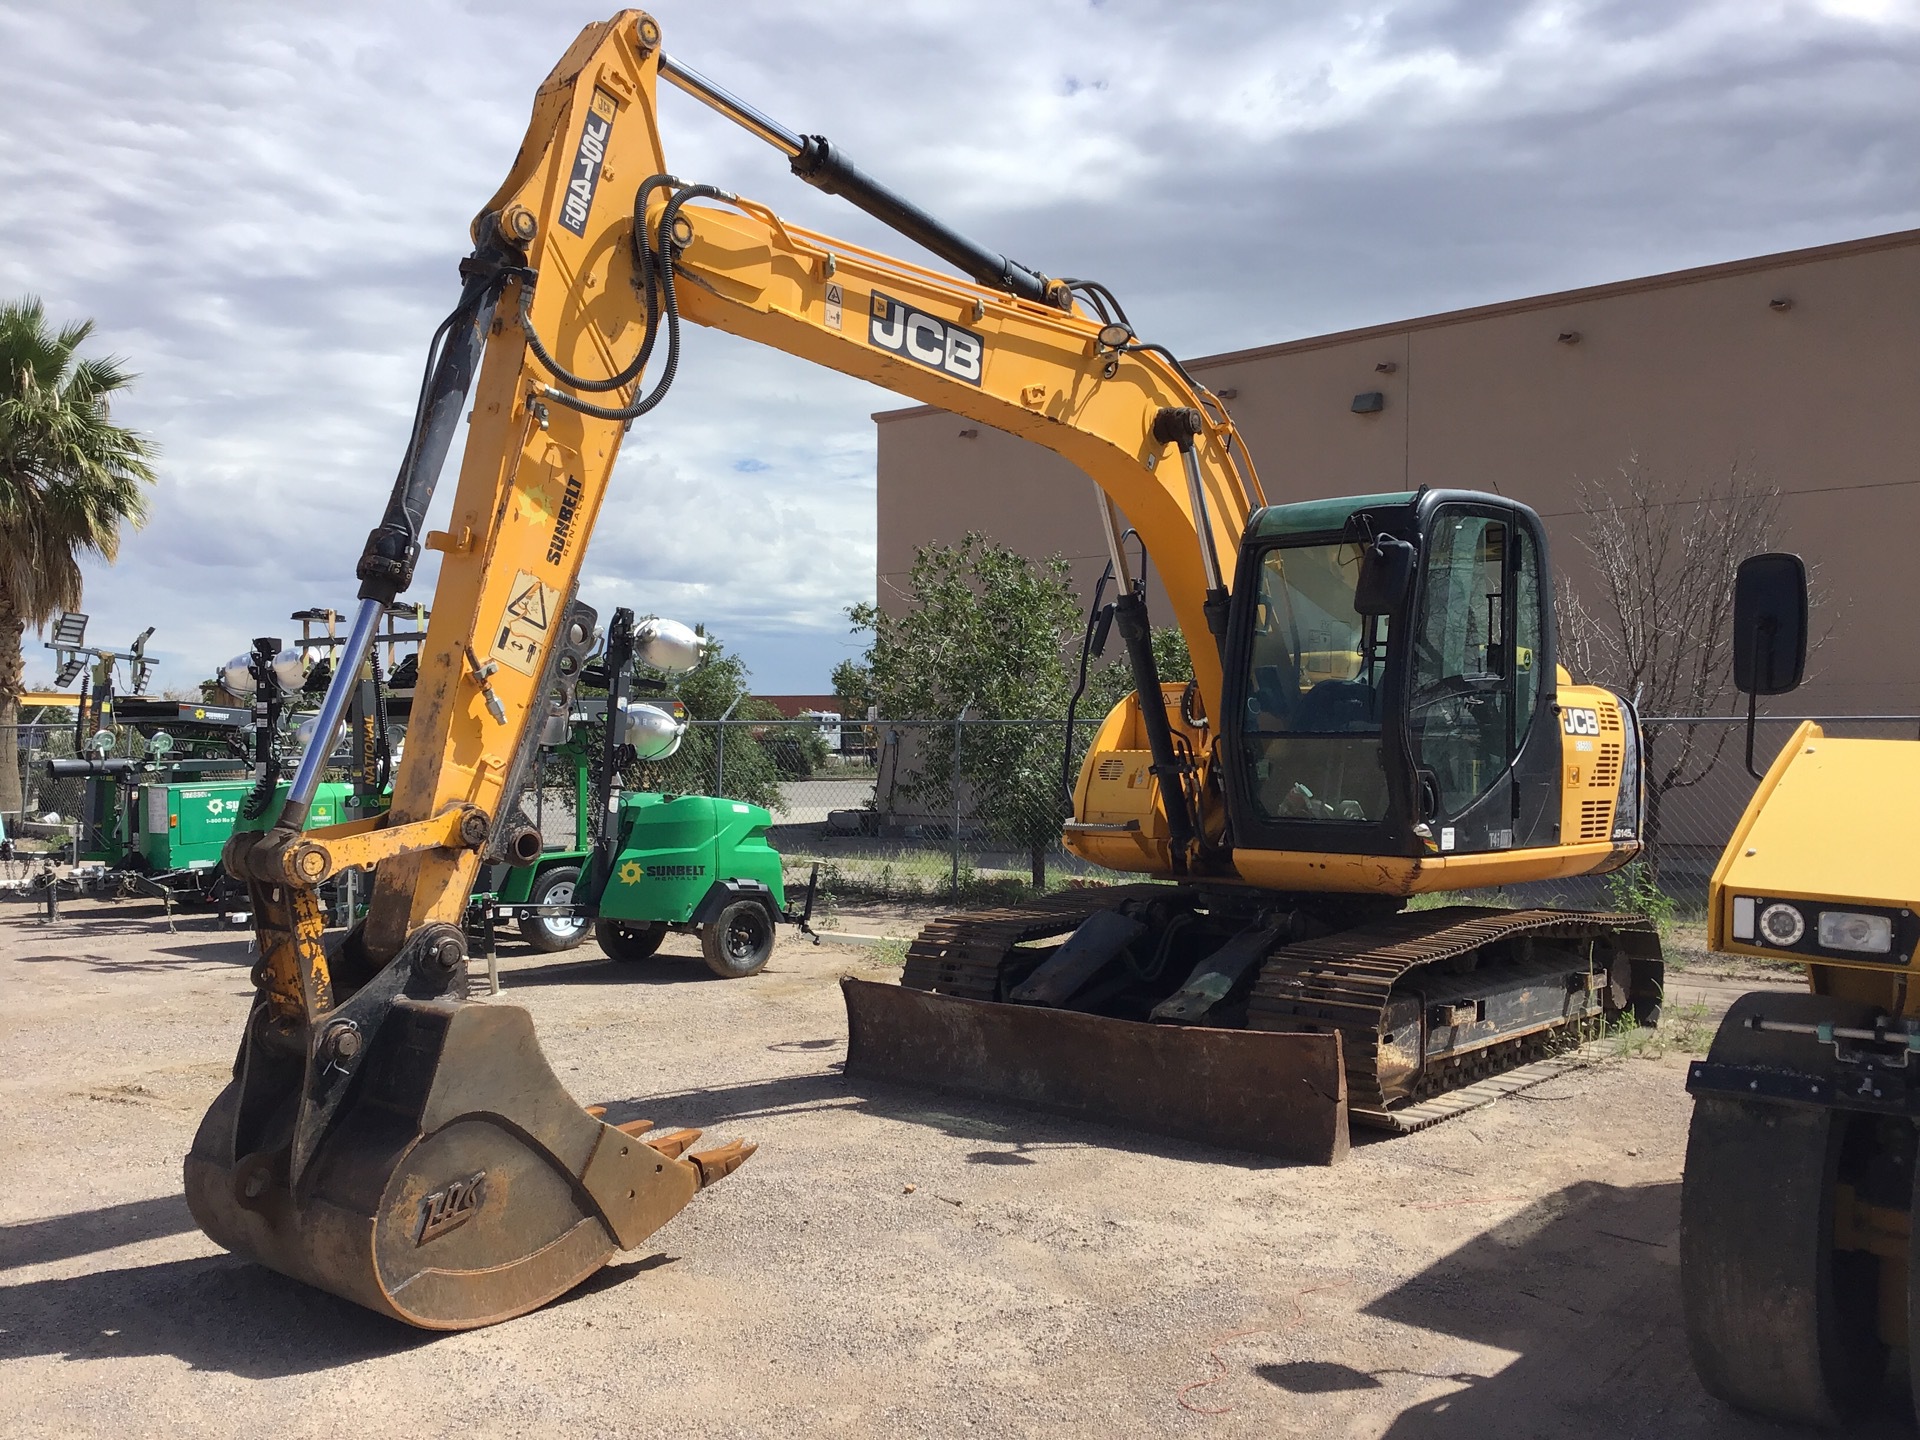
[0, 897, 1903, 1439]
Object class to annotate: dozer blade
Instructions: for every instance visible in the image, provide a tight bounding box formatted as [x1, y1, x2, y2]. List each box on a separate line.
[186, 997, 747, 1330]
[841, 978, 1349, 1164]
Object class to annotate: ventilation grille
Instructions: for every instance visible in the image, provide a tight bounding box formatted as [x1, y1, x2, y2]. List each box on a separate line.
[1599, 702, 1623, 733]
[1096, 758, 1126, 781]
[1590, 742, 1623, 791]
[1578, 799, 1613, 842]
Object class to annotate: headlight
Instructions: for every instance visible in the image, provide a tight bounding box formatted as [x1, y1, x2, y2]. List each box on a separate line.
[1759, 902, 1805, 947]
[1818, 910, 1894, 954]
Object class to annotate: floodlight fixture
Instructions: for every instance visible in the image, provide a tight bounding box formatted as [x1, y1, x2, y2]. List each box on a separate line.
[50, 612, 88, 648]
[54, 656, 84, 686]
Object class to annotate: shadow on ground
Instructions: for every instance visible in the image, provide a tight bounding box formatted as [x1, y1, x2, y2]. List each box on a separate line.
[5, 935, 253, 972]
[595, 1068, 1299, 1170]
[0, 1196, 199, 1272]
[1337, 1179, 1915, 1438]
[498, 950, 729, 987]
[0, 1200, 682, 1380]
[0, 1253, 439, 1377]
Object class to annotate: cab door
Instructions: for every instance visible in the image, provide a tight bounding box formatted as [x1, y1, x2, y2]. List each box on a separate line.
[1405, 503, 1556, 854]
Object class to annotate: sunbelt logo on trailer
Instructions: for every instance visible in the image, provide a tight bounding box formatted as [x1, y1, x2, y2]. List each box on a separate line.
[868, 292, 984, 385]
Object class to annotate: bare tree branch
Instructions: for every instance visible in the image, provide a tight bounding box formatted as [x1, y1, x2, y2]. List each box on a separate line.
[1558, 455, 1785, 865]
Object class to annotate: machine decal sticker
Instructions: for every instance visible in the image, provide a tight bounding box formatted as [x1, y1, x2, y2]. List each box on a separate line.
[490, 570, 559, 678]
[1562, 706, 1600, 735]
[617, 859, 644, 884]
[559, 90, 617, 238]
[545, 473, 585, 564]
[646, 864, 705, 879]
[824, 282, 843, 331]
[867, 291, 984, 385]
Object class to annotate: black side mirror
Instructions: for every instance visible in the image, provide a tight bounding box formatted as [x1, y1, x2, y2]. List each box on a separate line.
[1732, 553, 1807, 696]
[1353, 536, 1415, 616]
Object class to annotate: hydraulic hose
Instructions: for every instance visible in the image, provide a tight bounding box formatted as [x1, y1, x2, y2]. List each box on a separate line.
[515, 175, 682, 396]
[530, 181, 726, 423]
[356, 248, 518, 606]
[1061, 563, 1114, 802]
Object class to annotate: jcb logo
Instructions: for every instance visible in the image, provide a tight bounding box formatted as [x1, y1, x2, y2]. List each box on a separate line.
[1562, 707, 1601, 736]
[868, 292, 984, 385]
[417, 1170, 487, 1245]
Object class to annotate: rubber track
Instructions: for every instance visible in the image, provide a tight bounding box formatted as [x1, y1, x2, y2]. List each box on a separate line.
[1247, 905, 1657, 1114]
[900, 885, 1171, 999]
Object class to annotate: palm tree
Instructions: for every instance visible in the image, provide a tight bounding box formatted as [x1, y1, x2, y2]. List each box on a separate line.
[0, 297, 158, 820]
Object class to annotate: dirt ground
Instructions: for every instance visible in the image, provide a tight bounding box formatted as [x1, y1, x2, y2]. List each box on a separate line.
[1, 897, 1908, 1439]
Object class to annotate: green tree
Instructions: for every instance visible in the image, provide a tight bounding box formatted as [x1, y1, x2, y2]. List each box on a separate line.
[0, 299, 157, 817]
[830, 658, 872, 719]
[851, 534, 1084, 889]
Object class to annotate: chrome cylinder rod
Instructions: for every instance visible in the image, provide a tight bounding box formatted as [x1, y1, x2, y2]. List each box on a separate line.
[658, 52, 1054, 304]
[659, 54, 804, 157]
[1181, 444, 1224, 594]
[280, 596, 385, 823]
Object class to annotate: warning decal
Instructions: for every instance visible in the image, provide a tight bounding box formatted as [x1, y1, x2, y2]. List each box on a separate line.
[490, 570, 559, 678]
[506, 580, 549, 630]
[824, 282, 843, 331]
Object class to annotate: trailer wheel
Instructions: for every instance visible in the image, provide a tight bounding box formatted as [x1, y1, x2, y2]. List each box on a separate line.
[519, 866, 588, 953]
[596, 917, 666, 963]
[701, 899, 775, 979]
[1683, 1092, 1885, 1424]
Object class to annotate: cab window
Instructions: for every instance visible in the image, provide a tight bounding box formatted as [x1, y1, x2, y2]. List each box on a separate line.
[1242, 543, 1388, 822]
[1409, 512, 1541, 819]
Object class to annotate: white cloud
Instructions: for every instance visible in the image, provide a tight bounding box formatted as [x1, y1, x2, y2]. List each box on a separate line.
[1, 0, 1914, 693]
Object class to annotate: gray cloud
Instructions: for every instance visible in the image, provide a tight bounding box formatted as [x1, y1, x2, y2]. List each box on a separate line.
[2, 0, 1914, 692]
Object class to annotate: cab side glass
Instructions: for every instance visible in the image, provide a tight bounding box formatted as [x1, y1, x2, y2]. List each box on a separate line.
[1732, 553, 1807, 696]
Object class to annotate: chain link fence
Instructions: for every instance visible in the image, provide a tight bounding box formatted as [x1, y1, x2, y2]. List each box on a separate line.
[2, 722, 87, 852]
[15, 710, 1902, 913]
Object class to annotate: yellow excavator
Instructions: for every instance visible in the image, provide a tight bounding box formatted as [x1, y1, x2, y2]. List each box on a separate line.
[187, 10, 1663, 1329]
[1682, 554, 1920, 1427]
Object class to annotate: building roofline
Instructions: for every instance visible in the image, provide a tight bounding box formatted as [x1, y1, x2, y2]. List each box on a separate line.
[872, 226, 1920, 424]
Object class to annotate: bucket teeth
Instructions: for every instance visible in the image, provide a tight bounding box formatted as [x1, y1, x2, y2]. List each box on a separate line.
[644, 1127, 703, 1159]
[613, 1117, 656, 1138]
[689, 1139, 757, 1187]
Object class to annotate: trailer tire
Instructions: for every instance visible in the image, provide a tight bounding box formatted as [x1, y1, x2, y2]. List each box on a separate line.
[597, 917, 666, 963]
[519, 866, 589, 953]
[1681, 994, 1888, 1428]
[701, 898, 775, 979]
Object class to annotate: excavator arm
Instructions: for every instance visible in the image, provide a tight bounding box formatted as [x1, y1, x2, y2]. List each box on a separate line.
[187, 9, 1258, 1328]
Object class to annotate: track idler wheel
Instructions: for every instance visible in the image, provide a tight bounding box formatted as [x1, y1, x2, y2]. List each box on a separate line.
[186, 998, 751, 1329]
[1680, 993, 1887, 1426]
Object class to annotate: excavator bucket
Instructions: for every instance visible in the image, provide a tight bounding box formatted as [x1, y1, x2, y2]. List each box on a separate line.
[842, 979, 1351, 1164]
[186, 997, 749, 1329]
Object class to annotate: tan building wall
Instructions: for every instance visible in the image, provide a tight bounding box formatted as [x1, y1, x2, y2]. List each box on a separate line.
[874, 228, 1920, 716]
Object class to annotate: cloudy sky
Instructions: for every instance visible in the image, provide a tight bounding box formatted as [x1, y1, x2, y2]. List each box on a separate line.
[2, 0, 1915, 694]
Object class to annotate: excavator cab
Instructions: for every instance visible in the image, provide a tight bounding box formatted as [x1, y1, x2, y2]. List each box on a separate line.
[1220, 489, 1570, 873]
